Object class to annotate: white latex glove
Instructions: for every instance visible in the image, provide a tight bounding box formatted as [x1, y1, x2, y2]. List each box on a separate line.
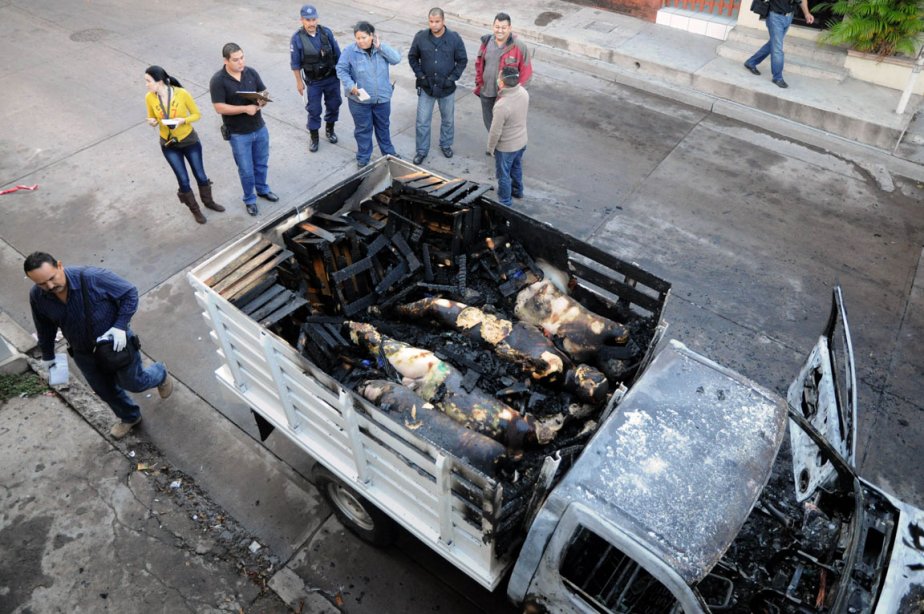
[97, 327, 127, 351]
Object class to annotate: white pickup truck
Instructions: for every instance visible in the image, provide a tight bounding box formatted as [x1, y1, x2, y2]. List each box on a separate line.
[188, 158, 924, 613]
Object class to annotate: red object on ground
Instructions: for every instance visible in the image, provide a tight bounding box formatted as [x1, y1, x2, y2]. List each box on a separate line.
[0, 184, 39, 195]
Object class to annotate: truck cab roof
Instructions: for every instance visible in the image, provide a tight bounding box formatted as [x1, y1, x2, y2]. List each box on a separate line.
[551, 339, 789, 584]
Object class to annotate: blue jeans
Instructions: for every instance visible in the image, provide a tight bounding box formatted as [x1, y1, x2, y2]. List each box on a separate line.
[161, 140, 207, 193]
[71, 337, 167, 423]
[746, 11, 793, 82]
[305, 75, 342, 131]
[415, 91, 455, 156]
[494, 147, 525, 206]
[348, 99, 396, 164]
[228, 125, 271, 205]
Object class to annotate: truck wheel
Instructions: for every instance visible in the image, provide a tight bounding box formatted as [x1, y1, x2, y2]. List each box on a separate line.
[312, 467, 398, 547]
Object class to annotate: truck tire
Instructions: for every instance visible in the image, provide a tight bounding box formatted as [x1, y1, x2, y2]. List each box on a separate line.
[312, 466, 398, 547]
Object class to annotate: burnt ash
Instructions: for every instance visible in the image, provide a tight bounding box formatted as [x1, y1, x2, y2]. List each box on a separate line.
[701, 440, 877, 613]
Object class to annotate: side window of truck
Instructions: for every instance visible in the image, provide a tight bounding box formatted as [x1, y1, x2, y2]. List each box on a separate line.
[559, 525, 682, 613]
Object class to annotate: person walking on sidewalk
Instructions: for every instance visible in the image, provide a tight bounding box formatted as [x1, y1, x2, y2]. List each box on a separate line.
[209, 43, 279, 216]
[486, 67, 529, 207]
[474, 12, 532, 131]
[144, 66, 225, 225]
[336, 21, 401, 168]
[290, 4, 342, 153]
[743, 0, 814, 89]
[408, 7, 467, 165]
[24, 252, 174, 440]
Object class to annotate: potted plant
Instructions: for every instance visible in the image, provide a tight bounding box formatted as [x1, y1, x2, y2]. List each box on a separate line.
[816, 0, 923, 57]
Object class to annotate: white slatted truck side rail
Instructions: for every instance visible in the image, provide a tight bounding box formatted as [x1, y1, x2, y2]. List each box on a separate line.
[187, 235, 511, 590]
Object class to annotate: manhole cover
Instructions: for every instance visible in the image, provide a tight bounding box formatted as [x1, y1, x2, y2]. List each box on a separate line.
[70, 28, 112, 42]
[534, 11, 562, 26]
[585, 20, 617, 33]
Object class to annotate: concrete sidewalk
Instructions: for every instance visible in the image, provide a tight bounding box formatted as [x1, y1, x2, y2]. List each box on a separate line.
[0, 324, 336, 613]
[374, 0, 924, 165]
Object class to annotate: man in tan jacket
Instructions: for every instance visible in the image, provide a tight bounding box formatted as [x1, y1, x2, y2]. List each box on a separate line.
[486, 66, 529, 206]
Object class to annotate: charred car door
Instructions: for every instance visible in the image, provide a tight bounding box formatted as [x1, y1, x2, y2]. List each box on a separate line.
[787, 285, 857, 501]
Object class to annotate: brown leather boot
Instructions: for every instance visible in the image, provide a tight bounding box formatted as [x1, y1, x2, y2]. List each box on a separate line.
[198, 180, 225, 212]
[178, 190, 206, 224]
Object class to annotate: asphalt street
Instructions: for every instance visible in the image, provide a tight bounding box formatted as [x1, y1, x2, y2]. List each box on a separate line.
[1, 0, 922, 612]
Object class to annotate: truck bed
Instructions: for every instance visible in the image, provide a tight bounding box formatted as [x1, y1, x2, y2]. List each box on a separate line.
[187, 157, 670, 589]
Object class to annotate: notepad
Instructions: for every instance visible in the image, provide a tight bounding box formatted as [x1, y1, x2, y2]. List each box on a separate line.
[238, 91, 273, 103]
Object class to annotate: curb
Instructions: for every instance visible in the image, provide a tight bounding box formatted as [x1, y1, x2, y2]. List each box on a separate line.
[438, 6, 924, 182]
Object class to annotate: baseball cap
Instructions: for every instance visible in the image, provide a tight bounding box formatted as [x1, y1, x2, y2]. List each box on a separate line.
[300, 4, 318, 19]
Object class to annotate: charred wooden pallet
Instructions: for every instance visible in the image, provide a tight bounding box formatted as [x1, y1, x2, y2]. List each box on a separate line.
[204, 237, 295, 304]
[237, 283, 308, 328]
[392, 172, 491, 208]
[297, 316, 349, 370]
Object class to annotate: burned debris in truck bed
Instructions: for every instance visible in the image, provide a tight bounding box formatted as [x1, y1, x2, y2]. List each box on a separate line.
[201, 168, 667, 552]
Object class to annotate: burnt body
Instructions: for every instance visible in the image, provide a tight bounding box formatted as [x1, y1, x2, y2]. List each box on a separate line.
[359, 380, 508, 473]
[394, 297, 608, 404]
[348, 321, 561, 448]
[515, 279, 629, 362]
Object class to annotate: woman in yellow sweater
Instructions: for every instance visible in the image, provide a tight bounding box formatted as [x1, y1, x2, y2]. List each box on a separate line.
[144, 66, 224, 224]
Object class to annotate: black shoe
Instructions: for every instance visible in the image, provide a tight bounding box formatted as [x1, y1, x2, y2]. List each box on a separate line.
[357, 160, 369, 169]
[413, 153, 426, 165]
[257, 191, 279, 202]
[326, 123, 338, 144]
[772, 78, 789, 88]
[744, 63, 760, 76]
[512, 192, 523, 200]
[246, 203, 259, 216]
[441, 146, 453, 158]
[309, 138, 319, 153]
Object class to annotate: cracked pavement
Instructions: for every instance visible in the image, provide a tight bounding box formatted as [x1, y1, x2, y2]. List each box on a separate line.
[0, 392, 290, 613]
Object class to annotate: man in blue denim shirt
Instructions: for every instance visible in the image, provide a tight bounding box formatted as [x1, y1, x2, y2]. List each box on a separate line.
[25, 252, 173, 440]
[743, 0, 813, 89]
[408, 8, 467, 165]
[210, 42, 279, 216]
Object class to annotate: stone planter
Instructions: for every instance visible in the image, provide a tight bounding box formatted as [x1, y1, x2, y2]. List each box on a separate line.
[844, 49, 924, 93]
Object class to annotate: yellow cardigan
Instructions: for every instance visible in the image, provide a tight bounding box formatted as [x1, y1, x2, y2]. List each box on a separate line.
[145, 87, 200, 141]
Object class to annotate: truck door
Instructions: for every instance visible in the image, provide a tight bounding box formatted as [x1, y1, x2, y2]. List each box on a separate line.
[787, 285, 858, 501]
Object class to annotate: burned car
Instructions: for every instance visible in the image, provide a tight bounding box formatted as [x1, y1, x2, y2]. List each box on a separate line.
[187, 158, 924, 612]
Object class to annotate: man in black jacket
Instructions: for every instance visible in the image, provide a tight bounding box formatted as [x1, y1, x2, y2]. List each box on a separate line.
[408, 8, 467, 165]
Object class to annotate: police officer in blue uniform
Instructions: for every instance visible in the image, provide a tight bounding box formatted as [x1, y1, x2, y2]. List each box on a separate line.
[290, 4, 342, 152]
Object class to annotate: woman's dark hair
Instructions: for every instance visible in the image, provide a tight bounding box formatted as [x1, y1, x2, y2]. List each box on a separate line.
[354, 21, 375, 35]
[145, 65, 182, 88]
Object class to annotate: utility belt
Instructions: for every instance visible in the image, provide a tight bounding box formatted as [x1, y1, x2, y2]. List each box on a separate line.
[303, 66, 335, 83]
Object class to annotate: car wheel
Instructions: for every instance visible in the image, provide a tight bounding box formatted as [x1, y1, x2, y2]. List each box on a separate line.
[312, 466, 398, 547]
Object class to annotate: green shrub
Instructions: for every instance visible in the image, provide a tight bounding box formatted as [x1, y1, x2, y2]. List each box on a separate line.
[0, 372, 50, 402]
[818, 0, 924, 57]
